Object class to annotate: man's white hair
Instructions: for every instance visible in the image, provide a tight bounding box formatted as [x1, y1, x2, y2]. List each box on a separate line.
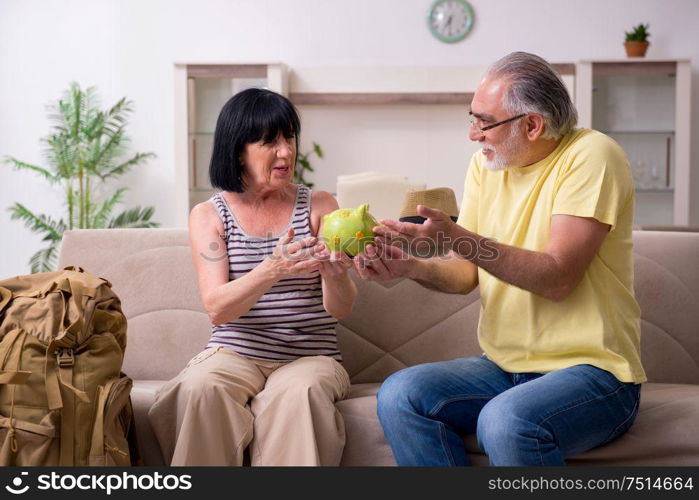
[485, 52, 578, 140]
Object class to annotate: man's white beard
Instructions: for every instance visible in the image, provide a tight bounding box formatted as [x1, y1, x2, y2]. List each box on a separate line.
[482, 126, 522, 172]
[482, 148, 509, 171]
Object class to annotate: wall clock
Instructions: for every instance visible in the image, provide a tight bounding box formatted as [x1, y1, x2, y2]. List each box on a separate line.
[427, 0, 475, 43]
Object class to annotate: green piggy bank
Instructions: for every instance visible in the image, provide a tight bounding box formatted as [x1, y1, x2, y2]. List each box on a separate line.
[322, 204, 379, 256]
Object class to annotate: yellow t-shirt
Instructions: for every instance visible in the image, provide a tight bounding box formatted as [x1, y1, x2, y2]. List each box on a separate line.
[457, 128, 646, 383]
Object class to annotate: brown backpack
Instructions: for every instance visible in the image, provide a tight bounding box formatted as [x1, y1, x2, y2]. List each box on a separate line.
[0, 266, 141, 466]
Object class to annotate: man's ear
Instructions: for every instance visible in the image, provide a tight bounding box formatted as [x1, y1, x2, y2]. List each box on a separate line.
[525, 114, 546, 141]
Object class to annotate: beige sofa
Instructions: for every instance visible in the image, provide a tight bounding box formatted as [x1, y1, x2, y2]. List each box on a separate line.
[57, 228, 699, 466]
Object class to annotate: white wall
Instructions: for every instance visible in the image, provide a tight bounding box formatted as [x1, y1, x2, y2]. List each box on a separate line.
[2, 0, 698, 277]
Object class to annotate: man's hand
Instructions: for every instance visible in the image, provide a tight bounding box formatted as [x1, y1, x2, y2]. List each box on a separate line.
[353, 240, 417, 282]
[374, 205, 456, 255]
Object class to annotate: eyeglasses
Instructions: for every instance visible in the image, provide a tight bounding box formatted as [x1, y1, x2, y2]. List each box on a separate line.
[468, 112, 526, 132]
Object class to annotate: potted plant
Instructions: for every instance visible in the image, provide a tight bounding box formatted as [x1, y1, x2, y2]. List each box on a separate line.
[294, 141, 323, 188]
[3, 83, 159, 272]
[624, 23, 650, 57]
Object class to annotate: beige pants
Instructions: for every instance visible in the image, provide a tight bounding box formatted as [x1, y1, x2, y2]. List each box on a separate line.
[147, 347, 351, 466]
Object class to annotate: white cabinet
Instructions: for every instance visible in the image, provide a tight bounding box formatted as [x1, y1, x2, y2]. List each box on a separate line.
[575, 59, 693, 226]
[173, 64, 288, 225]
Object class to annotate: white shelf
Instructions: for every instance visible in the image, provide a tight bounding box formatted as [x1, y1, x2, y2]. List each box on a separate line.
[576, 59, 692, 225]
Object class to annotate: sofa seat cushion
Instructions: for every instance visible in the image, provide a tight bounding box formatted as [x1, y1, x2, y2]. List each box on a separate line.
[133, 380, 393, 466]
[339, 383, 394, 465]
[339, 382, 699, 466]
[564, 383, 699, 465]
[135, 379, 699, 466]
[132, 380, 168, 465]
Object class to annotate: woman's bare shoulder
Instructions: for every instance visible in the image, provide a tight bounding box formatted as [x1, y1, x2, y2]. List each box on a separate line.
[189, 200, 223, 232]
[310, 190, 339, 216]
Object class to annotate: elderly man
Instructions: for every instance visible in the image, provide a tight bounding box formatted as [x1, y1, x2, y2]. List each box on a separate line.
[354, 52, 645, 466]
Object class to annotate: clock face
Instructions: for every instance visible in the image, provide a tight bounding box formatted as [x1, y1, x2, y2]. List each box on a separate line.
[427, 0, 474, 43]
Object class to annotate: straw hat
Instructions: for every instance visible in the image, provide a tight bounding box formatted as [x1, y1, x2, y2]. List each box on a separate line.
[399, 187, 459, 223]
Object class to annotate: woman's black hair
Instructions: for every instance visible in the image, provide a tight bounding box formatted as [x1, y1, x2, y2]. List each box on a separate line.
[209, 88, 301, 192]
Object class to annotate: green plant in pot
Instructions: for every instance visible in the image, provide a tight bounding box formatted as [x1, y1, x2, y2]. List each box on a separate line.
[294, 141, 323, 188]
[624, 23, 650, 57]
[3, 82, 159, 273]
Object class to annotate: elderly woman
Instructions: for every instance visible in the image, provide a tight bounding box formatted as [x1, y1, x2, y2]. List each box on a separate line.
[148, 88, 356, 466]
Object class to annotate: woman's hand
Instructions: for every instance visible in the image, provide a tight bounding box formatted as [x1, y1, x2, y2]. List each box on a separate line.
[313, 240, 357, 320]
[264, 227, 322, 279]
[312, 242, 353, 278]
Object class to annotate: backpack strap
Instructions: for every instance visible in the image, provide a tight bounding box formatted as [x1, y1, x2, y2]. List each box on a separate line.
[0, 371, 31, 384]
[58, 369, 76, 467]
[0, 329, 31, 385]
[88, 379, 116, 466]
[0, 328, 30, 454]
[0, 286, 11, 317]
[43, 345, 90, 404]
[44, 342, 90, 466]
[45, 344, 90, 466]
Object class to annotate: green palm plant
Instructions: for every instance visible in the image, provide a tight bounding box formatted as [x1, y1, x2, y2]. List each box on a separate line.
[3, 82, 159, 273]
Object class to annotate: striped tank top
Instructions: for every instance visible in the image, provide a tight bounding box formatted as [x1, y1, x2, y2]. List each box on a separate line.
[206, 184, 341, 362]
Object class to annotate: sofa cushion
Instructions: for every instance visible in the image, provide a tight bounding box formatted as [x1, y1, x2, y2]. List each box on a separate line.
[338, 382, 699, 466]
[338, 383, 394, 466]
[564, 383, 699, 465]
[337, 276, 482, 383]
[632, 232, 699, 384]
[58, 229, 212, 380]
[132, 380, 168, 466]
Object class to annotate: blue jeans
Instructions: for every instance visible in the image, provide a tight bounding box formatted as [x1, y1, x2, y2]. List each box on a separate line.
[377, 356, 641, 466]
